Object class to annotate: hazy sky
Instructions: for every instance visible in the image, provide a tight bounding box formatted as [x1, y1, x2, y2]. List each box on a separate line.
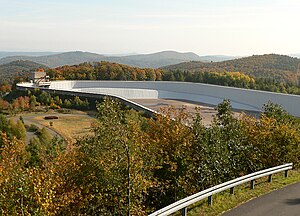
[0, 0, 299, 55]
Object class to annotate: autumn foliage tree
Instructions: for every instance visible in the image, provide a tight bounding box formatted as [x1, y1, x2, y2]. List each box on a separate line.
[242, 102, 300, 168]
[0, 83, 11, 96]
[0, 97, 299, 215]
[0, 133, 29, 215]
[144, 106, 194, 209]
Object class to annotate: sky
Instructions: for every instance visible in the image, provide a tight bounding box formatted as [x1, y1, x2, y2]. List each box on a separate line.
[0, 0, 299, 56]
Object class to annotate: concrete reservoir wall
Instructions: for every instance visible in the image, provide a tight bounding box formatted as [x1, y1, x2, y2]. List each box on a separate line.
[17, 80, 300, 117]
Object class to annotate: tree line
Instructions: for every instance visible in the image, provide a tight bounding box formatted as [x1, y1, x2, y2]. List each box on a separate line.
[47, 62, 163, 81]
[1, 98, 299, 215]
[0, 89, 91, 114]
[163, 70, 300, 94]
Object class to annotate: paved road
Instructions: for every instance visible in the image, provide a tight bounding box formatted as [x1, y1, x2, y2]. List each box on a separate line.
[12, 115, 61, 144]
[223, 182, 300, 216]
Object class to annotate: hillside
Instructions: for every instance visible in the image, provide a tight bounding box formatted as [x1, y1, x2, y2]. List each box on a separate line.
[0, 51, 202, 68]
[162, 54, 300, 84]
[109, 51, 201, 68]
[0, 60, 47, 83]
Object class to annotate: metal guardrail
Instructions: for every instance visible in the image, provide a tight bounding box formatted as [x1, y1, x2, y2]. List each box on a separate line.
[149, 163, 293, 216]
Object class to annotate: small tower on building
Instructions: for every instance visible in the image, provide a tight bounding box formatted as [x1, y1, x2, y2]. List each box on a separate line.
[30, 69, 50, 87]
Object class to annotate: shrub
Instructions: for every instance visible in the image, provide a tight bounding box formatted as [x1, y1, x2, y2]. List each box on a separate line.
[27, 124, 39, 132]
[57, 108, 71, 114]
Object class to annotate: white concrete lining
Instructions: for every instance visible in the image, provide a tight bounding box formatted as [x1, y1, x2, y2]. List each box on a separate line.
[74, 88, 158, 99]
[17, 80, 300, 116]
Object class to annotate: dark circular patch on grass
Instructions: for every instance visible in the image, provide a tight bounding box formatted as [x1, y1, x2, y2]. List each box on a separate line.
[44, 116, 59, 120]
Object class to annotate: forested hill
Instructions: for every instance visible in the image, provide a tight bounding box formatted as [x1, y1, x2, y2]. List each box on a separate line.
[0, 60, 47, 84]
[162, 54, 300, 84]
[0, 51, 105, 68]
[108, 51, 201, 68]
[0, 51, 202, 68]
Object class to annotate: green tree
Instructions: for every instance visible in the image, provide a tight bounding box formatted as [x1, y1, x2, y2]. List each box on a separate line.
[38, 91, 51, 105]
[76, 98, 153, 215]
[262, 101, 294, 124]
[9, 119, 26, 143]
[187, 100, 258, 194]
[54, 95, 63, 106]
[27, 127, 62, 167]
[29, 95, 37, 110]
[27, 136, 42, 167]
[63, 99, 72, 108]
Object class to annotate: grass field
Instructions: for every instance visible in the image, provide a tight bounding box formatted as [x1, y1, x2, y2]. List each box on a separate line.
[33, 114, 95, 143]
[172, 169, 300, 216]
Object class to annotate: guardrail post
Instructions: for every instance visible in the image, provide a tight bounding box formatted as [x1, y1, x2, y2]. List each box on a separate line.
[268, 174, 272, 182]
[208, 195, 213, 206]
[285, 170, 288, 178]
[230, 187, 234, 195]
[182, 207, 187, 216]
[250, 180, 255, 189]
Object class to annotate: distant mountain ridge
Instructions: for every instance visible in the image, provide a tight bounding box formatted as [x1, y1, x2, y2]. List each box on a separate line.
[0, 51, 61, 59]
[109, 51, 201, 68]
[198, 55, 239, 62]
[0, 51, 201, 68]
[0, 51, 105, 68]
[0, 51, 238, 68]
